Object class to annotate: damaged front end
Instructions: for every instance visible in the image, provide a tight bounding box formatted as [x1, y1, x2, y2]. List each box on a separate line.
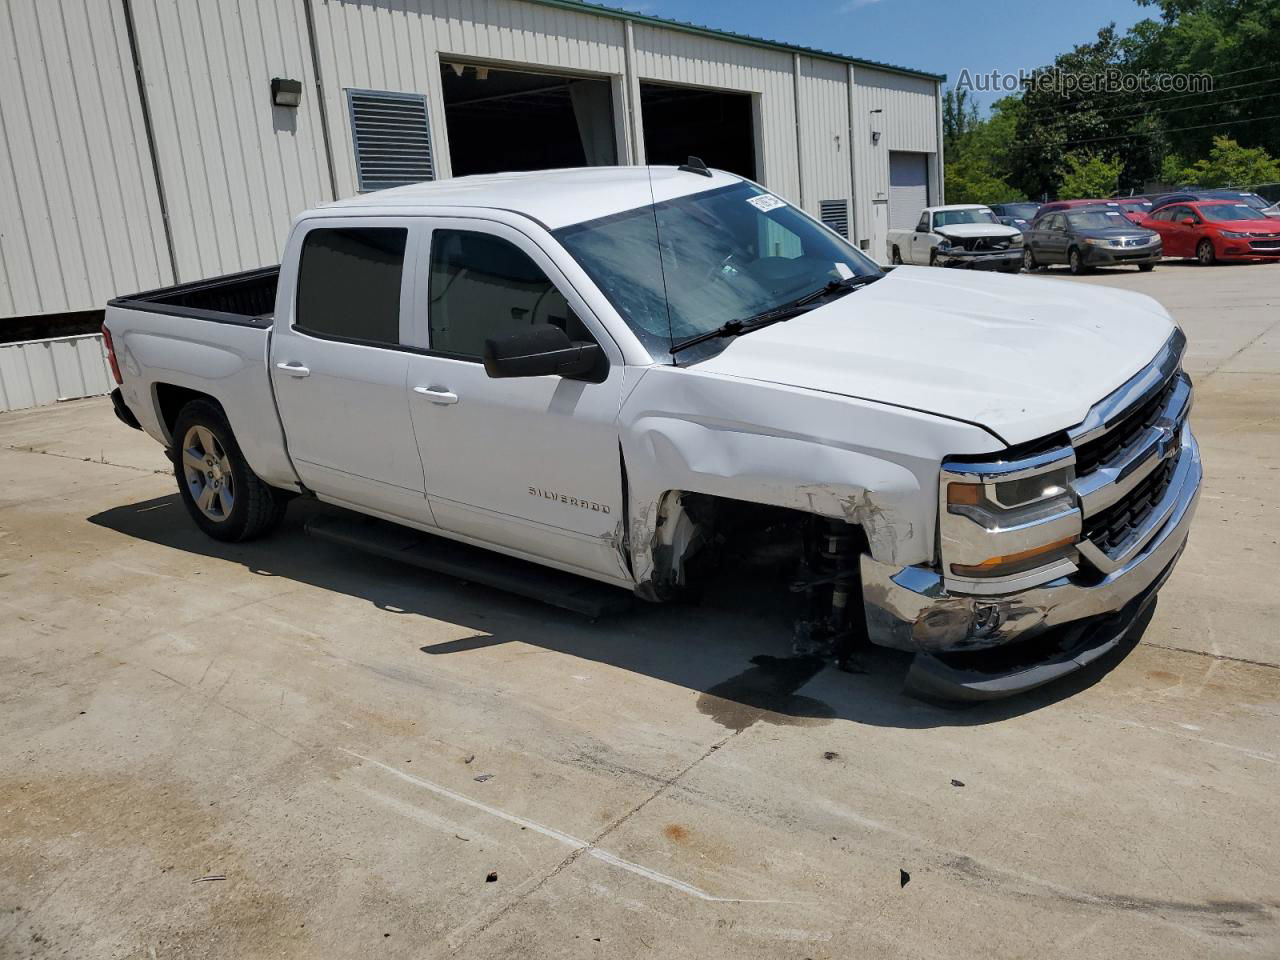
[864, 334, 1202, 699]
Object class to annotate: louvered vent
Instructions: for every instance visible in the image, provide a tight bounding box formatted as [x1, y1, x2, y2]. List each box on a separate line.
[347, 89, 435, 191]
[820, 199, 849, 238]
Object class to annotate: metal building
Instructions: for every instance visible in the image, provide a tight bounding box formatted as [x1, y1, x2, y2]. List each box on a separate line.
[0, 0, 944, 407]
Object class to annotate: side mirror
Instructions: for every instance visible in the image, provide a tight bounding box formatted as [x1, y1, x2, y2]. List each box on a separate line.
[1181, 217, 1197, 226]
[483, 324, 605, 382]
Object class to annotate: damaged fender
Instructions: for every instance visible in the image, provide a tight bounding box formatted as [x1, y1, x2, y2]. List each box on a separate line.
[618, 366, 1002, 593]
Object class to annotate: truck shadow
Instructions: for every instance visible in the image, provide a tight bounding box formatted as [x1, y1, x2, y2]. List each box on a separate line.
[88, 494, 1152, 732]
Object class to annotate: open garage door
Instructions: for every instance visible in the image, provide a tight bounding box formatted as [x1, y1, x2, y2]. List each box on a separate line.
[440, 62, 617, 177]
[640, 82, 756, 180]
[889, 152, 930, 230]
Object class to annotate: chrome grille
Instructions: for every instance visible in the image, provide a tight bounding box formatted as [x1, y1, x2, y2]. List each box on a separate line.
[1071, 359, 1191, 567]
[1074, 374, 1179, 474]
[1082, 456, 1177, 554]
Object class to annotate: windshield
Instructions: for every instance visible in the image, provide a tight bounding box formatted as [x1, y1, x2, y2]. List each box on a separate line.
[1001, 203, 1041, 220]
[553, 181, 879, 357]
[1207, 192, 1267, 210]
[1068, 210, 1135, 229]
[1201, 204, 1265, 222]
[934, 209, 999, 227]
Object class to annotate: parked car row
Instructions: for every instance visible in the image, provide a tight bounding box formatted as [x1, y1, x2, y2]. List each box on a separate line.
[889, 188, 1280, 273]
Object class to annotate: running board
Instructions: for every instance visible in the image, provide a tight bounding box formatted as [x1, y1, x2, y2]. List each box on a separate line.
[304, 512, 633, 619]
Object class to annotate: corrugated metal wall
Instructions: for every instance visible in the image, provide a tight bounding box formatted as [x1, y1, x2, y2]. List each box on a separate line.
[851, 67, 940, 260]
[796, 56, 852, 219]
[128, 0, 334, 283]
[0, 0, 172, 318]
[0, 334, 114, 413]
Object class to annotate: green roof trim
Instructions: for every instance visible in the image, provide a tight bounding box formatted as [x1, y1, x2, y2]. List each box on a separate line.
[527, 0, 946, 82]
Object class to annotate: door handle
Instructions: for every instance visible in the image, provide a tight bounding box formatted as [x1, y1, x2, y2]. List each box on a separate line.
[413, 386, 459, 405]
[275, 362, 310, 378]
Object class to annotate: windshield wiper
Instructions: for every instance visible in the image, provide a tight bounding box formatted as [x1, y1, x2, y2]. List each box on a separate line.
[669, 273, 881, 355]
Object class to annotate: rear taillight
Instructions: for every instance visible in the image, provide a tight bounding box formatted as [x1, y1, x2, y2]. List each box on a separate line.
[102, 323, 123, 385]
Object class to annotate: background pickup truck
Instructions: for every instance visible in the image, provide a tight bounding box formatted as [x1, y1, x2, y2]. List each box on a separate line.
[888, 204, 1024, 271]
[104, 166, 1200, 701]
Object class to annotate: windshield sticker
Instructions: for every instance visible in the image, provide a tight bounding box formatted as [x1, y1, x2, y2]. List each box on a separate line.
[747, 193, 786, 212]
[834, 262, 854, 280]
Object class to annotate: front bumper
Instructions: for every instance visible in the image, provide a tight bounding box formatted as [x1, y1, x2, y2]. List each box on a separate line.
[861, 427, 1201, 700]
[936, 248, 1023, 270]
[1082, 242, 1162, 266]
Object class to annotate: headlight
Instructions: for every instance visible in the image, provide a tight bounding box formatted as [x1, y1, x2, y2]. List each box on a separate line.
[939, 452, 1082, 587]
[1008, 234, 1023, 246]
[1083, 238, 1117, 247]
[936, 239, 951, 252]
[1220, 230, 1250, 238]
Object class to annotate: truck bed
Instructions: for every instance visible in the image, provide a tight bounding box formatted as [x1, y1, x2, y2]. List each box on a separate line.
[108, 265, 279, 327]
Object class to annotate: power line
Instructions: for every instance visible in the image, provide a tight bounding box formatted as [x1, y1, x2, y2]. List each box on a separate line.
[1001, 73, 1280, 124]
[1019, 111, 1280, 150]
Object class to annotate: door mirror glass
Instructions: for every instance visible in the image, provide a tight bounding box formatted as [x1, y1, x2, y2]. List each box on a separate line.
[483, 324, 605, 382]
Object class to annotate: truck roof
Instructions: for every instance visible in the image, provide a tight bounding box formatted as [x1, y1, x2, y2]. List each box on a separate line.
[317, 165, 747, 230]
[923, 204, 992, 214]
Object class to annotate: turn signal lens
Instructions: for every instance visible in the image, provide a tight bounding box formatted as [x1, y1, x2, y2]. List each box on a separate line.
[946, 482, 983, 507]
[950, 536, 1077, 579]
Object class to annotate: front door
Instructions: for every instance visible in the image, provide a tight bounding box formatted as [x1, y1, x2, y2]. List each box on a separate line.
[403, 219, 629, 582]
[269, 219, 431, 522]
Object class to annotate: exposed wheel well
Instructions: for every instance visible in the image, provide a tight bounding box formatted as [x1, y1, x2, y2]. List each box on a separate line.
[154, 384, 220, 443]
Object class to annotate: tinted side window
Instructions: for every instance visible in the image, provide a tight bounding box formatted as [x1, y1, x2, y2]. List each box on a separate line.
[428, 230, 586, 359]
[296, 227, 407, 344]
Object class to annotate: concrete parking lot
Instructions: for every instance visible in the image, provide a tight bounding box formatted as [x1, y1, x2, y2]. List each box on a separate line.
[2, 261, 1278, 959]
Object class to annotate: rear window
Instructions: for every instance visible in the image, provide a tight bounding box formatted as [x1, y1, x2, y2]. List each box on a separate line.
[295, 227, 407, 345]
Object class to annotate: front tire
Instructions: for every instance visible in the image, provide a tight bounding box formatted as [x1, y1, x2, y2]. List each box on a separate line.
[1197, 239, 1216, 265]
[1138, 262, 1155, 272]
[173, 399, 285, 542]
[1068, 247, 1089, 275]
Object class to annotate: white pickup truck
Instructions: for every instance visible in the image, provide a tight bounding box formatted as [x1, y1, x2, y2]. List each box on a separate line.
[104, 166, 1201, 700]
[888, 204, 1024, 271]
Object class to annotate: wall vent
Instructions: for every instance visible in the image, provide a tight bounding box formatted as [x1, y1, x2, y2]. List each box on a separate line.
[346, 89, 435, 191]
[820, 199, 850, 238]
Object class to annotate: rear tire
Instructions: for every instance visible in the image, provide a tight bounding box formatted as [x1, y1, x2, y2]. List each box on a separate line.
[1197, 239, 1216, 265]
[1023, 247, 1039, 272]
[172, 399, 284, 542]
[891, 246, 904, 265]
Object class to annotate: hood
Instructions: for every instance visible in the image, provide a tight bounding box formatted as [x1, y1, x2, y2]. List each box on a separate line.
[695, 266, 1176, 446]
[935, 223, 1022, 240]
[1209, 219, 1280, 233]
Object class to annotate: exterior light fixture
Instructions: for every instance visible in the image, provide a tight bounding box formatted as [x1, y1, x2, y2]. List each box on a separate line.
[870, 108, 883, 144]
[271, 77, 302, 108]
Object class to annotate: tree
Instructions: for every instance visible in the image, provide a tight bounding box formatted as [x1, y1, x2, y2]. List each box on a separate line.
[1130, 0, 1280, 161]
[942, 88, 980, 154]
[944, 95, 1026, 203]
[1057, 152, 1125, 198]
[1168, 136, 1280, 187]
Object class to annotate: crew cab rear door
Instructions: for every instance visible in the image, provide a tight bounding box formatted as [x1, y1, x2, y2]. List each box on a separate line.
[402, 218, 630, 583]
[269, 217, 432, 524]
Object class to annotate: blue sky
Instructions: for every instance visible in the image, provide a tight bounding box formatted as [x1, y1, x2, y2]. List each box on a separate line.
[621, 0, 1153, 112]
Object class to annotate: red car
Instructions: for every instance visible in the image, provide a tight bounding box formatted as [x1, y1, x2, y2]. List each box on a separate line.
[1140, 200, 1280, 264]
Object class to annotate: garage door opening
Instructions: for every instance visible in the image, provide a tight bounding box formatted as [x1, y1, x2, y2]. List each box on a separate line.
[639, 82, 756, 180]
[441, 62, 617, 177]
